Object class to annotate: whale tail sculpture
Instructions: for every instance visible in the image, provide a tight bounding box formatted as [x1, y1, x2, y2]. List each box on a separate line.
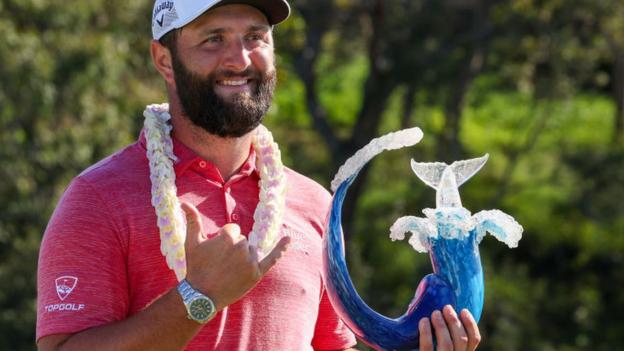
[409, 155, 489, 208]
[410, 155, 489, 190]
[323, 129, 523, 351]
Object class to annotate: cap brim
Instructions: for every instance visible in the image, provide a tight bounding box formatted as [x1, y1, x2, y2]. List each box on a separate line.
[214, 0, 290, 25]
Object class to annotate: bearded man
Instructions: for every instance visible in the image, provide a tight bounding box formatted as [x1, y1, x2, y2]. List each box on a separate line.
[36, 1, 481, 350]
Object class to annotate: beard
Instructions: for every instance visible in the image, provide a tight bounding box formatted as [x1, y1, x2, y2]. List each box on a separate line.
[171, 53, 276, 138]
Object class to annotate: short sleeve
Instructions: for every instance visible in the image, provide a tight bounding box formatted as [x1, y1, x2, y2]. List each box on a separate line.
[311, 288, 357, 350]
[37, 177, 129, 342]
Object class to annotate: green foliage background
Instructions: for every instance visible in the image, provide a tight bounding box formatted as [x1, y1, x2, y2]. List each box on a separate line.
[1, 0, 623, 350]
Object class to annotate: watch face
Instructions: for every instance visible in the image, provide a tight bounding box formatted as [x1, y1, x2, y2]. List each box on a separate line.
[190, 297, 214, 321]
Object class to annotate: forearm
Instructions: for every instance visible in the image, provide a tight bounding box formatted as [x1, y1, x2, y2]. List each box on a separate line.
[40, 288, 203, 351]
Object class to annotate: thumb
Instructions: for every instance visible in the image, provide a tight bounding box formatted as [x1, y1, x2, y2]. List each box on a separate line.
[258, 236, 291, 275]
[180, 202, 204, 249]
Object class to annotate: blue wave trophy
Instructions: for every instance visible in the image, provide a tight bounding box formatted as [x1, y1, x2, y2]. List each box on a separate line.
[322, 128, 523, 350]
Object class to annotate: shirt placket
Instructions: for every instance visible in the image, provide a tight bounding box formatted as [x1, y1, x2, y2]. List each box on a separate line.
[222, 184, 239, 225]
[193, 157, 252, 231]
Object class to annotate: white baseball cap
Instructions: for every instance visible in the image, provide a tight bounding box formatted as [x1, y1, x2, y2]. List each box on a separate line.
[152, 0, 291, 40]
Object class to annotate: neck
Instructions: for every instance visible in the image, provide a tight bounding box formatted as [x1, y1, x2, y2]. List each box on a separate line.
[169, 105, 253, 182]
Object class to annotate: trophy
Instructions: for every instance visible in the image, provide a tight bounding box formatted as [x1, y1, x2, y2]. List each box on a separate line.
[322, 128, 523, 350]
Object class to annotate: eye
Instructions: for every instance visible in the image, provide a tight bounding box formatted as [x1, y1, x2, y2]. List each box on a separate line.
[203, 35, 223, 44]
[246, 32, 265, 42]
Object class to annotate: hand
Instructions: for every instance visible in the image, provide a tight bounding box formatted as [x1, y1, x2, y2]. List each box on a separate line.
[180, 202, 290, 311]
[418, 305, 481, 351]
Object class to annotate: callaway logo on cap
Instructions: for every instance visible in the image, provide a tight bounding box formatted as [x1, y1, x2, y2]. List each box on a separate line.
[152, 0, 291, 40]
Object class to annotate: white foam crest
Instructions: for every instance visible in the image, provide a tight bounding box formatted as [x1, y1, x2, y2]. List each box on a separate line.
[473, 210, 523, 248]
[331, 127, 424, 192]
[389, 216, 436, 253]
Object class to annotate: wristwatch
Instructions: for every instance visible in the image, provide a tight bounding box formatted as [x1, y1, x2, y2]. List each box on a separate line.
[177, 279, 217, 324]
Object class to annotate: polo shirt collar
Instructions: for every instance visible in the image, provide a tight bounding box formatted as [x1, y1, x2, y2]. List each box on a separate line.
[138, 129, 258, 182]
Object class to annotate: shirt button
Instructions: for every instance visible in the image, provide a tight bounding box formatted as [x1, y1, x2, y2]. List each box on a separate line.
[231, 213, 239, 221]
[198, 161, 207, 168]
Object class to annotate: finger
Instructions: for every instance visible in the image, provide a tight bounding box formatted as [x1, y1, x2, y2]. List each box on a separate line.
[431, 310, 453, 351]
[443, 305, 468, 350]
[258, 236, 291, 275]
[460, 309, 481, 351]
[249, 241, 259, 263]
[180, 202, 204, 249]
[419, 317, 434, 351]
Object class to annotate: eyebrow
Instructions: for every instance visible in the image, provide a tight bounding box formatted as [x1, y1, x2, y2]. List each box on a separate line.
[199, 24, 271, 36]
[248, 24, 271, 32]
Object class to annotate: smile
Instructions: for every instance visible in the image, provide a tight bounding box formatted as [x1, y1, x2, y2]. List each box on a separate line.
[219, 79, 250, 86]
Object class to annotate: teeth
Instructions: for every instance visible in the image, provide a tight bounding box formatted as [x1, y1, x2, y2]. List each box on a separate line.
[221, 80, 247, 86]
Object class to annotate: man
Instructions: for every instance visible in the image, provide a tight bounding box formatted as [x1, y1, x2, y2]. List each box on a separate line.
[37, 0, 481, 350]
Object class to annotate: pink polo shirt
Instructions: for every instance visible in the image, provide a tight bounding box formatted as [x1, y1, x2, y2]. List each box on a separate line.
[37, 131, 356, 350]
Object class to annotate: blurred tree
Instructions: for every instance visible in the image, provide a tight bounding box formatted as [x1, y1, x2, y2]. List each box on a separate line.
[598, 1, 624, 146]
[275, 1, 624, 350]
[1, 0, 623, 350]
[0, 0, 159, 348]
[279, 0, 498, 235]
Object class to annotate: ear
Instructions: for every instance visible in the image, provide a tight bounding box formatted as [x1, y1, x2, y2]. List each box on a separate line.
[151, 39, 176, 87]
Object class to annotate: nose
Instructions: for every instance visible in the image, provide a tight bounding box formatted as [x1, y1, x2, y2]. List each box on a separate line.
[222, 38, 251, 72]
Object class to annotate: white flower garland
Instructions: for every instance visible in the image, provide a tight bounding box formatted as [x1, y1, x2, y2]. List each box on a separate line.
[143, 103, 286, 281]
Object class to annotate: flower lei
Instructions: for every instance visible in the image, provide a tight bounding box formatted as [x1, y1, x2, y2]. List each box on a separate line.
[143, 103, 286, 281]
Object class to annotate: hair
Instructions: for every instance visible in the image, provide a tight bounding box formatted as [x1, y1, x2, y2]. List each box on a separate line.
[158, 29, 180, 57]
